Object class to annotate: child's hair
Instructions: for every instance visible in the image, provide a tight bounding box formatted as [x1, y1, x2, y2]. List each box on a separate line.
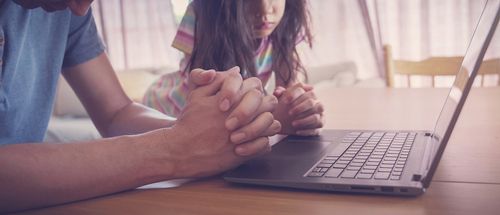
[188, 0, 312, 85]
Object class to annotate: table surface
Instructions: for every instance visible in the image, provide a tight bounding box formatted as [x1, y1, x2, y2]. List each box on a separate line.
[18, 87, 500, 215]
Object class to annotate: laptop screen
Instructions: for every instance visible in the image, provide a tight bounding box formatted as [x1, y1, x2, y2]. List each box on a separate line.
[423, 0, 500, 187]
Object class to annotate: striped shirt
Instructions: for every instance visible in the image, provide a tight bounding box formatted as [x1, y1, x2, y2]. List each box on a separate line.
[143, 3, 274, 117]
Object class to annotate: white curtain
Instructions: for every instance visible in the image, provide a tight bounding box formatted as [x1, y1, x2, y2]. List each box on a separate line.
[92, 0, 181, 71]
[299, 0, 379, 80]
[377, 0, 492, 58]
[301, 0, 499, 86]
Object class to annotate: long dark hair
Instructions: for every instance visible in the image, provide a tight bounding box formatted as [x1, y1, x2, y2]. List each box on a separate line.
[188, 0, 312, 86]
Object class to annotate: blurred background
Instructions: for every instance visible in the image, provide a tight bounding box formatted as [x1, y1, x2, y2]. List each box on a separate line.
[89, 0, 499, 82]
[47, 0, 500, 142]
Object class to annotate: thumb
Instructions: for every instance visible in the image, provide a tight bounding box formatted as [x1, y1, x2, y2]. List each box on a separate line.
[188, 68, 216, 90]
[302, 84, 314, 92]
[273, 86, 286, 97]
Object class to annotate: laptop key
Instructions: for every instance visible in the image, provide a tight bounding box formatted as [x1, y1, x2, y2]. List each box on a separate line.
[341, 170, 358, 178]
[365, 161, 380, 166]
[367, 158, 382, 163]
[324, 168, 344, 178]
[339, 157, 353, 161]
[356, 173, 373, 179]
[353, 158, 366, 162]
[393, 167, 403, 172]
[336, 160, 350, 165]
[345, 150, 358, 154]
[360, 169, 376, 174]
[378, 168, 392, 173]
[380, 164, 394, 169]
[319, 168, 329, 173]
[349, 162, 363, 167]
[333, 163, 348, 168]
[363, 166, 377, 170]
[317, 163, 333, 168]
[327, 142, 351, 157]
[346, 166, 361, 171]
[386, 153, 399, 158]
[325, 156, 339, 160]
[390, 175, 401, 180]
[384, 157, 397, 161]
[374, 172, 390, 180]
[321, 159, 336, 164]
[308, 172, 324, 177]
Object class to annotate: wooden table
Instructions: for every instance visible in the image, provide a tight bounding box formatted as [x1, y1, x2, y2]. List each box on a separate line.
[18, 87, 500, 215]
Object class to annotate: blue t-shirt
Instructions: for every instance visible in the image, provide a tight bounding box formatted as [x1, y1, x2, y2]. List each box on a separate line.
[0, 0, 105, 144]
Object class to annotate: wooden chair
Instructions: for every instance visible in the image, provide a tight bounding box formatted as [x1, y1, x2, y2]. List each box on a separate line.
[384, 45, 500, 87]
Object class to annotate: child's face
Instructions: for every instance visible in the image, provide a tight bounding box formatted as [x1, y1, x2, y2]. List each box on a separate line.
[245, 0, 286, 39]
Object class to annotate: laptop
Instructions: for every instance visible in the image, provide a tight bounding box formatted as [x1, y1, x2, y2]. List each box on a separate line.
[224, 0, 500, 196]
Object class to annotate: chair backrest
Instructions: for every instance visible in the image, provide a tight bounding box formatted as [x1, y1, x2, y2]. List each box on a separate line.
[384, 44, 500, 87]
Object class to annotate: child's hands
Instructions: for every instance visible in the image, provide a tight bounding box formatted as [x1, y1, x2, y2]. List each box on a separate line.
[273, 83, 324, 136]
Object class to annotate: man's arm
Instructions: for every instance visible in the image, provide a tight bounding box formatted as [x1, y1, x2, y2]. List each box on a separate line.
[0, 67, 279, 212]
[62, 53, 276, 140]
[62, 53, 175, 136]
[0, 129, 174, 212]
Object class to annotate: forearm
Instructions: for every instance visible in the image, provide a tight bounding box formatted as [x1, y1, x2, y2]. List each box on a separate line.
[0, 129, 176, 213]
[104, 102, 177, 137]
[61, 54, 176, 137]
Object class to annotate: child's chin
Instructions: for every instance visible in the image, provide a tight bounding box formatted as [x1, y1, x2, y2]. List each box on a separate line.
[253, 31, 273, 39]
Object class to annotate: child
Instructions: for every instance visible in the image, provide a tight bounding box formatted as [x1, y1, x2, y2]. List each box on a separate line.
[144, 0, 324, 136]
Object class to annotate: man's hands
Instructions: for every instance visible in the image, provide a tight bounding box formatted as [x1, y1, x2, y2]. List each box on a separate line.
[168, 67, 280, 178]
[273, 83, 324, 136]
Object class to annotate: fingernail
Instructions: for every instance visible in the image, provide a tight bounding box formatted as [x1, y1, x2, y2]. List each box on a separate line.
[273, 121, 282, 132]
[226, 117, 239, 130]
[229, 66, 240, 72]
[235, 146, 247, 156]
[231, 132, 247, 143]
[220, 98, 230, 111]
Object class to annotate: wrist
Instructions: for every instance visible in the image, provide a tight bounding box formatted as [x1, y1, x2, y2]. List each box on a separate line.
[135, 128, 182, 181]
[148, 126, 195, 179]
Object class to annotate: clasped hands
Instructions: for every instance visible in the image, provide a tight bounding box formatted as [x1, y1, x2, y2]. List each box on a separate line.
[170, 67, 323, 178]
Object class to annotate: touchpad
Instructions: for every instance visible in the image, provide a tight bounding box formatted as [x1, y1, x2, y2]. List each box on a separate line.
[270, 138, 332, 158]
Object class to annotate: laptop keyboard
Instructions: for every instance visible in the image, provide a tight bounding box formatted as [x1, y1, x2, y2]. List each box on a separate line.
[306, 132, 416, 180]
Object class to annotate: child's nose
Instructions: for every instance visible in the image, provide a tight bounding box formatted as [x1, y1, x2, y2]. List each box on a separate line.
[260, 0, 275, 15]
